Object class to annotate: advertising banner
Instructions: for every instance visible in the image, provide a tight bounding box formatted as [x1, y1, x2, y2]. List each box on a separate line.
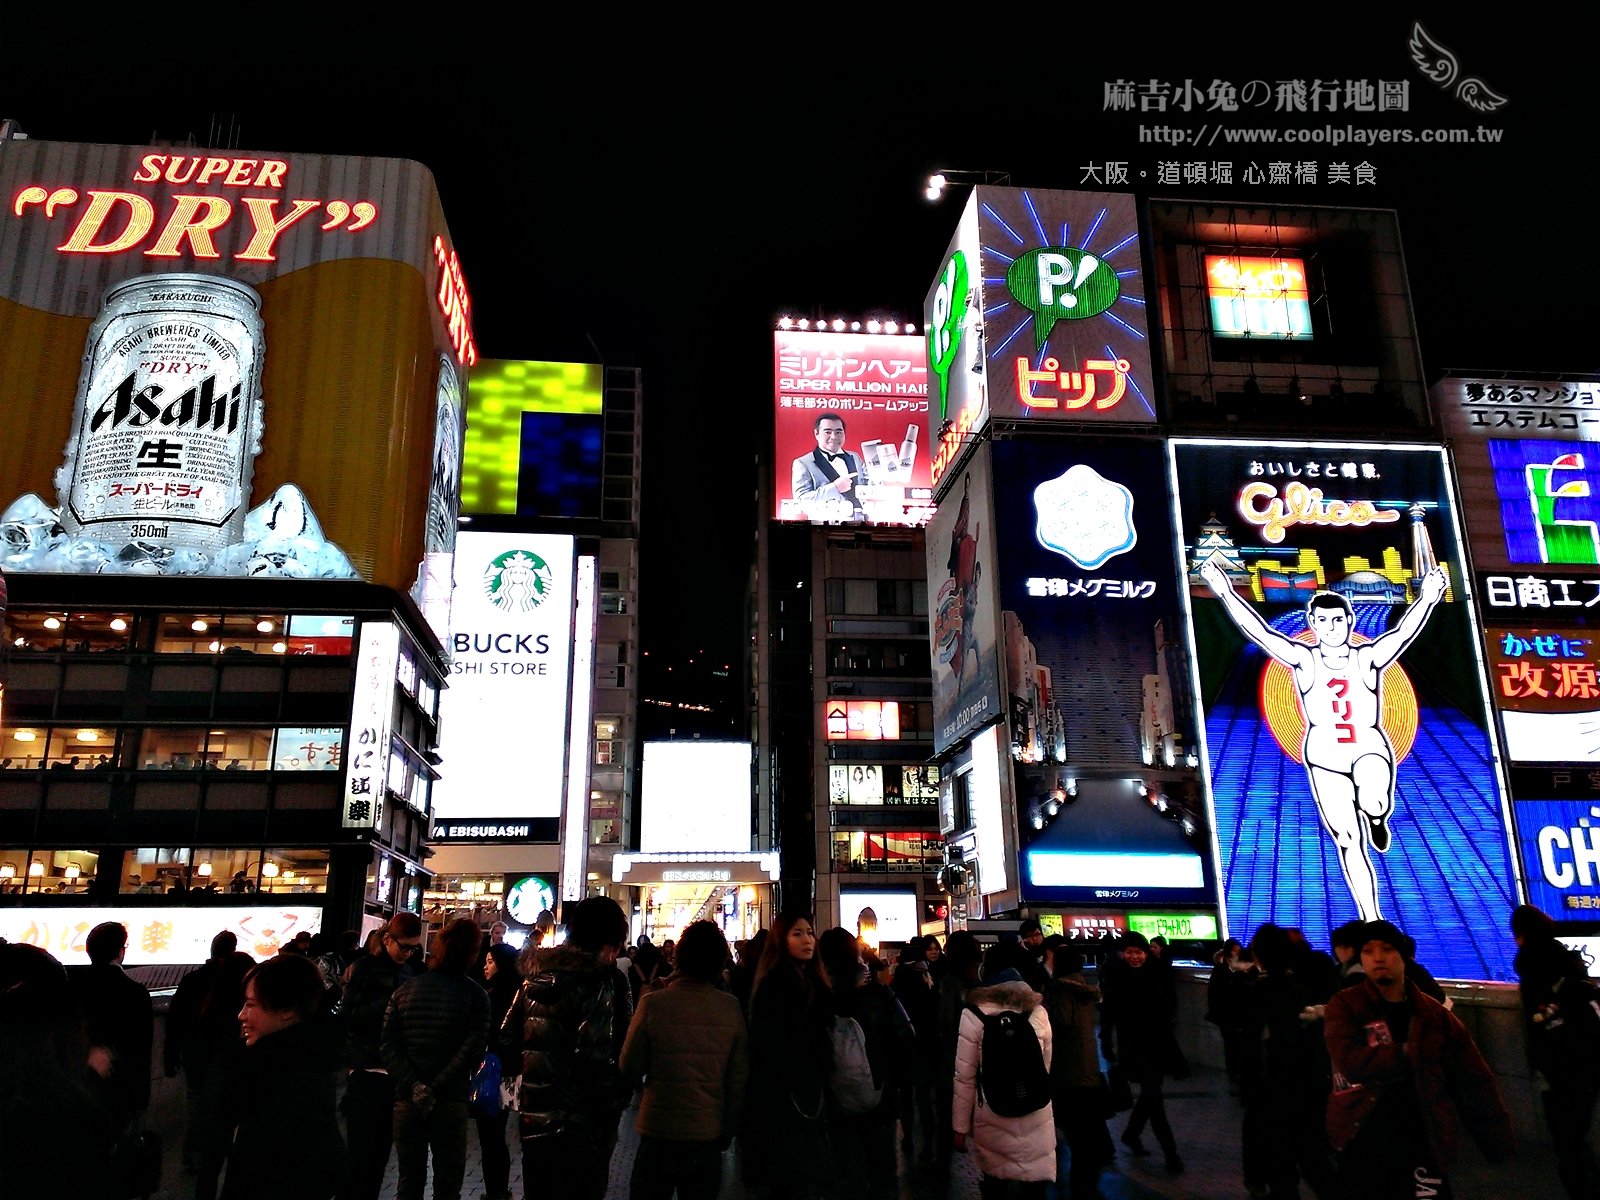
[1171, 439, 1520, 980]
[0, 138, 468, 605]
[773, 331, 932, 526]
[344, 621, 399, 830]
[927, 443, 1003, 754]
[431, 532, 576, 832]
[925, 186, 1154, 496]
[639, 741, 752, 853]
[991, 437, 1212, 907]
[0, 905, 322, 965]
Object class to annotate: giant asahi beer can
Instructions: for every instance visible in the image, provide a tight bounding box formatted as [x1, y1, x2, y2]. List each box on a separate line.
[56, 274, 265, 554]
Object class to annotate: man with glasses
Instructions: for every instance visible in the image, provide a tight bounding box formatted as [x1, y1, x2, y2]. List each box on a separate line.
[337, 913, 428, 1200]
[791, 412, 867, 521]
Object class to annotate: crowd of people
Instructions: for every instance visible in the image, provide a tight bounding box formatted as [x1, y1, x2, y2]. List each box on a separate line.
[0, 901, 1596, 1200]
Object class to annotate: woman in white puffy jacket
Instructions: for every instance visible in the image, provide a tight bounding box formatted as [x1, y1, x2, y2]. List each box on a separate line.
[951, 963, 1055, 1194]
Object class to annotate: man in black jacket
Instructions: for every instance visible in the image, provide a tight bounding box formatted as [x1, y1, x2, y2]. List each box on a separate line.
[500, 896, 633, 1200]
[67, 921, 153, 1133]
[337, 912, 426, 1200]
[166, 930, 255, 1173]
[383, 918, 490, 1200]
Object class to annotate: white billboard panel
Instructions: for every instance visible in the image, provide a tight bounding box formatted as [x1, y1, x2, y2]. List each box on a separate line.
[0, 906, 323, 965]
[433, 532, 576, 823]
[639, 742, 752, 853]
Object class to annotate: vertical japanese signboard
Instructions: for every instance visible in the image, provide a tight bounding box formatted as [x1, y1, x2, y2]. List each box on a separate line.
[927, 443, 1003, 755]
[1170, 439, 1520, 980]
[344, 621, 400, 830]
[925, 186, 1155, 498]
[991, 437, 1211, 907]
[773, 331, 932, 526]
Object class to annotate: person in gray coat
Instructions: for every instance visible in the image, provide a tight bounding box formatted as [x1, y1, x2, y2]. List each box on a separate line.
[382, 919, 490, 1200]
[790, 413, 866, 521]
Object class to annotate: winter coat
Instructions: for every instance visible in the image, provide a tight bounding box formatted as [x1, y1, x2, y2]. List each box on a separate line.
[165, 952, 255, 1078]
[208, 1019, 346, 1200]
[621, 976, 749, 1141]
[1242, 970, 1331, 1100]
[1099, 959, 1180, 1079]
[1323, 978, 1514, 1170]
[1043, 974, 1101, 1091]
[952, 979, 1056, 1182]
[830, 974, 916, 1124]
[1205, 959, 1254, 1033]
[66, 961, 153, 1117]
[381, 966, 491, 1103]
[891, 960, 939, 1046]
[339, 952, 418, 1070]
[498, 945, 632, 1139]
[743, 962, 834, 1185]
[1514, 935, 1600, 1087]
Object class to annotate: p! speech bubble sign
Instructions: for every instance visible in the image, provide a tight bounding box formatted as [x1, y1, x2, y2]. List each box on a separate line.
[928, 249, 969, 420]
[1005, 247, 1119, 351]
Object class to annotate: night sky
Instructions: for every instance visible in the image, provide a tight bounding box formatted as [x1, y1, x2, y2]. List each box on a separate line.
[4, 14, 1594, 726]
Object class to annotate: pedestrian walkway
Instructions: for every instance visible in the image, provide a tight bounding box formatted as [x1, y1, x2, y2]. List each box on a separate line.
[372, 1068, 1562, 1200]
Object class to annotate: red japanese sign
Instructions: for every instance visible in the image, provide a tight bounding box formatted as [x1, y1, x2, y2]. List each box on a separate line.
[774, 331, 933, 526]
[1488, 627, 1600, 713]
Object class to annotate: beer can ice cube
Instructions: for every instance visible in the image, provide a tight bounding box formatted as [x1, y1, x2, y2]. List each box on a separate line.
[56, 273, 265, 554]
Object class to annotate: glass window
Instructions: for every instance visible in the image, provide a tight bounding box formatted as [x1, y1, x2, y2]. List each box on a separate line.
[120, 847, 192, 893]
[2, 727, 46, 769]
[600, 593, 627, 615]
[7, 610, 68, 653]
[205, 729, 272, 771]
[65, 612, 136, 653]
[260, 848, 330, 894]
[139, 728, 209, 770]
[47, 727, 114, 771]
[594, 717, 621, 765]
[832, 830, 867, 873]
[158, 614, 224, 654]
[218, 614, 291, 657]
[0, 848, 98, 894]
[843, 580, 878, 615]
[191, 848, 261, 893]
[272, 727, 344, 771]
[830, 831, 943, 874]
[590, 818, 620, 845]
[285, 615, 355, 656]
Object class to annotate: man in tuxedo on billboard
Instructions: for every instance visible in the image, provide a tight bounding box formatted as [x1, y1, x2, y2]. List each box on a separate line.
[791, 413, 866, 521]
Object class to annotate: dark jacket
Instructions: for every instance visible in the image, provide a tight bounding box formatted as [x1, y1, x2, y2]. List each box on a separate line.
[1044, 974, 1102, 1091]
[622, 976, 750, 1140]
[1099, 958, 1180, 1079]
[829, 974, 915, 1123]
[1324, 978, 1513, 1169]
[381, 967, 491, 1103]
[339, 951, 418, 1070]
[67, 961, 153, 1117]
[743, 962, 834, 1185]
[1241, 969, 1330, 1099]
[890, 960, 939, 1047]
[208, 1019, 346, 1200]
[1514, 935, 1600, 1087]
[165, 952, 255, 1078]
[498, 945, 632, 1139]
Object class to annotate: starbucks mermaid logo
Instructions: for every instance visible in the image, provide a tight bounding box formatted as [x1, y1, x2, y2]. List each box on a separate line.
[484, 549, 552, 613]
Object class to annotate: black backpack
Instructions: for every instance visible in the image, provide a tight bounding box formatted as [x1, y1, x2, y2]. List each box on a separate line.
[968, 1004, 1051, 1117]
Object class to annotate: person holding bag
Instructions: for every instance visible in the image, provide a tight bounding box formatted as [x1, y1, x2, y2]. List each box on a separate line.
[743, 914, 835, 1199]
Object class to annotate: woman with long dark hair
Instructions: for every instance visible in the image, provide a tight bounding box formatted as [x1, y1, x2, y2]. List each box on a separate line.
[742, 914, 834, 1198]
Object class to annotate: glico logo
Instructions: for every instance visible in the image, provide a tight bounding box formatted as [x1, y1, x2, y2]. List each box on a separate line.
[1238, 480, 1400, 544]
[483, 550, 553, 613]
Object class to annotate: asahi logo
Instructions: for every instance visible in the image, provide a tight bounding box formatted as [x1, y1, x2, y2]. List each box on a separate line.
[90, 370, 243, 435]
[483, 549, 553, 613]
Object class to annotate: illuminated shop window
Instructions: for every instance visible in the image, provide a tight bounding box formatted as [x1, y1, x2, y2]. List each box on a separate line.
[594, 716, 621, 764]
[121, 847, 192, 893]
[825, 700, 901, 741]
[828, 764, 941, 806]
[140, 728, 209, 770]
[830, 830, 943, 874]
[600, 592, 628, 615]
[65, 612, 136, 652]
[2, 727, 46, 769]
[271, 727, 344, 771]
[0, 848, 98, 894]
[204, 729, 272, 771]
[284, 615, 356, 656]
[7, 611, 69, 652]
[217, 614, 292, 656]
[421, 873, 506, 925]
[260, 848, 330, 894]
[158, 614, 226, 654]
[46, 727, 115, 770]
[590, 818, 620, 845]
[191, 848, 263, 893]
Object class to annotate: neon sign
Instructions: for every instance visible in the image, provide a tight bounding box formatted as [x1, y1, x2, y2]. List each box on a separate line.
[1205, 254, 1312, 340]
[434, 236, 476, 368]
[1014, 356, 1131, 411]
[1238, 480, 1400, 544]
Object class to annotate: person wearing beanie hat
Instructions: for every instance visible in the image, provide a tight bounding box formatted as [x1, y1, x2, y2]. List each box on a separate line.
[1512, 903, 1600, 1199]
[1324, 921, 1513, 1195]
[1358, 921, 1447, 1005]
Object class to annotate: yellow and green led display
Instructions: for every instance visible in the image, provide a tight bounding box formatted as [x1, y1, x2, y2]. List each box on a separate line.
[462, 359, 604, 515]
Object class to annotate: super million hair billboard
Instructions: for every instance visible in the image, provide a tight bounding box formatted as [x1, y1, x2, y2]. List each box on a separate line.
[0, 138, 471, 635]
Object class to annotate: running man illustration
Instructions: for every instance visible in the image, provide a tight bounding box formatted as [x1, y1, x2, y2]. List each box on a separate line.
[1198, 555, 1449, 920]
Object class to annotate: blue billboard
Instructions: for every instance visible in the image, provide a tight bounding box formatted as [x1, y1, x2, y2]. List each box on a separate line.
[991, 437, 1213, 908]
[1170, 439, 1521, 981]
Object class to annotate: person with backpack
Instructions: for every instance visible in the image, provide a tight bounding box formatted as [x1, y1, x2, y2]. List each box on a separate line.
[621, 920, 749, 1200]
[1043, 944, 1113, 1200]
[1100, 932, 1184, 1173]
[1324, 920, 1513, 1198]
[953, 946, 1055, 1198]
[1513, 903, 1600, 1200]
[891, 935, 940, 1164]
[819, 927, 914, 1200]
[742, 913, 835, 1199]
